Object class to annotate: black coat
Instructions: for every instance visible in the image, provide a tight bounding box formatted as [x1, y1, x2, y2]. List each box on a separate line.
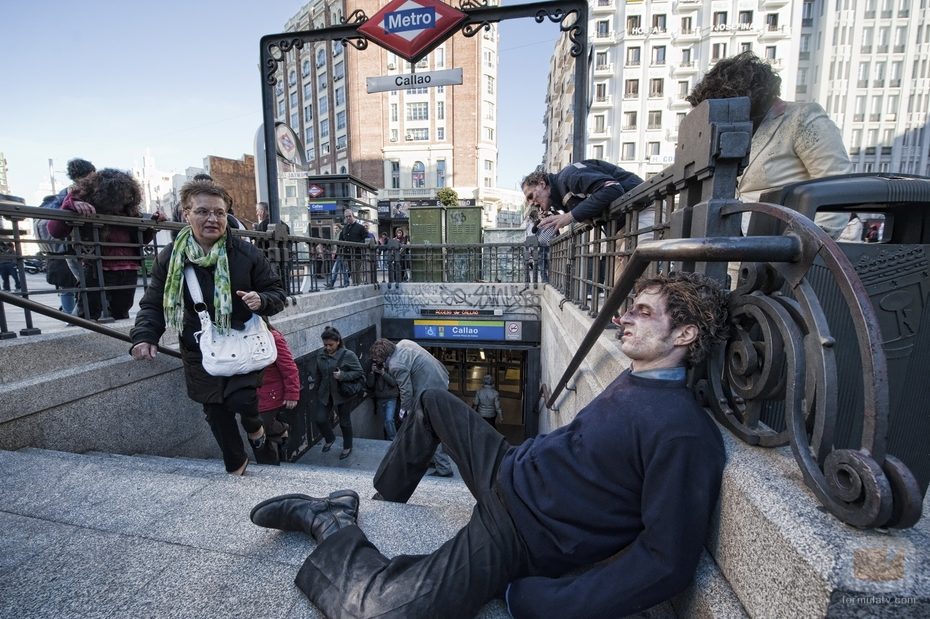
[131, 235, 287, 404]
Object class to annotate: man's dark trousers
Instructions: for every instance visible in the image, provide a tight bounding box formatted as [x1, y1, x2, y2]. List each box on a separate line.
[295, 389, 529, 619]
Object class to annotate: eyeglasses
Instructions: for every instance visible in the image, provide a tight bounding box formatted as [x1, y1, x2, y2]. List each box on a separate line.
[189, 208, 228, 220]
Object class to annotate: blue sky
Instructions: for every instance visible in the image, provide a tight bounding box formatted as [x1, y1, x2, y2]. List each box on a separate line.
[2, 0, 556, 202]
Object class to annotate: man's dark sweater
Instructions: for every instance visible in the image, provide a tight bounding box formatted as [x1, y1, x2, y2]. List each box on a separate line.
[498, 370, 725, 619]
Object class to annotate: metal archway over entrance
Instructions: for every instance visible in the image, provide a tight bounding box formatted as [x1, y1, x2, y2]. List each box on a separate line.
[258, 0, 589, 222]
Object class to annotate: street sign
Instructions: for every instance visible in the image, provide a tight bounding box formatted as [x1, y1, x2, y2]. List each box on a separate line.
[413, 319, 505, 341]
[281, 171, 310, 179]
[308, 183, 324, 198]
[367, 68, 463, 94]
[358, 0, 466, 63]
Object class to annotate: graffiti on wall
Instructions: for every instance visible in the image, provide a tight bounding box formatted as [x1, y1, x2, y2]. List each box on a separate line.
[383, 284, 541, 318]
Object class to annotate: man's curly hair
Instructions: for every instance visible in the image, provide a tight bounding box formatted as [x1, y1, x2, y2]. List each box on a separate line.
[72, 168, 142, 217]
[686, 52, 781, 121]
[634, 272, 729, 366]
[369, 338, 396, 364]
[66, 158, 96, 182]
[520, 169, 548, 190]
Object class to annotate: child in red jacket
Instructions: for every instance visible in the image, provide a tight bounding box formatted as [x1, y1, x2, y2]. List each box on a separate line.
[256, 327, 301, 464]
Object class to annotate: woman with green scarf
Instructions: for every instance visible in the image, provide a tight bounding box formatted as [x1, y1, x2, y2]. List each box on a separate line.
[130, 180, 287, 475]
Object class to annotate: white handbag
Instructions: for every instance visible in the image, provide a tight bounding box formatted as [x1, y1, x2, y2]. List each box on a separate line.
[184, 266, 277, 377]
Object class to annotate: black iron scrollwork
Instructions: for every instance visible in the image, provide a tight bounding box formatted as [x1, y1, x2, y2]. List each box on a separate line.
[699, 202, 923, 529]
[264, 38, 305, 85]
[341, 9, 368, 25]
[534, 9, 584, 56]
[459, 0, 491, 9]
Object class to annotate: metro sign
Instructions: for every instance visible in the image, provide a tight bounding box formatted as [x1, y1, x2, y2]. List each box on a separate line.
[359, 0, 466, 63]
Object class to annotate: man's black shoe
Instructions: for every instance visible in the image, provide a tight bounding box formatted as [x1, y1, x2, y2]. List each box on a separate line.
[249, 490, 359, 543]
[428, 470, 453, 478]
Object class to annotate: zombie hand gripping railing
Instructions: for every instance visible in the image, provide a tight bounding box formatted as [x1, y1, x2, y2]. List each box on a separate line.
[547, 98, 924, 530]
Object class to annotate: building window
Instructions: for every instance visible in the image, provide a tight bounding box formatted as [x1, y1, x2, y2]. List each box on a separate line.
[648, 110, 662, 129]
[406, 102, 429, 121]
[320, 122, 329, 138]
[316, 48, 326, 67]
[436, 48, 445, 68]
[596, 20, 610, 38]
[333, 40, 343, 56]
[652, 46, 666, 65]
[335, 87, 345, 106]
[595, 82, 607, 101]
[627, 15, 641, 32]
[626, 47, 641, 66]
[592, 144, 604, 159]
[678, 80, 689, 98]
[484, 49, 494, 68]
[334, 61, 344, 81]
[487, 76, 495, 95]
[485, 159, 494, 172]
[437, 101, 445, 120]
[336, 111, 346, 130]
[624, 79, 639, 98]
[302, 60, 311, 76]
[437, 127, 445, 140]
[304, 104, 313, 121]
[649, 78, 664, 97]
[595, 115, 607, 132]
[307, 147, 315, 162]
[712, 43, 727, 61]
[289, 91, 298, 107]
[318, 73, 327, 90]
[681, 16, 692, 34]
[290, 113, 299, 128]
[390, 104, 398, 122]
[652, 14, 666, 32]
[740, 42, 752, 54]
[738, 11, 753, 26]
[305, 126, 314, 143]
[319, 96, 328, 115]
[321, 141, 330, 155]
[436, 160, 446, 187]
[713, 12, 727, 27]
[765, 46, 776, 61]
[647, 142, 661, 157]
[485, 102, 495, 121]
[766, 13, 779, 30]
[391, 161, 400, 189]
[390, 129, 398, 142]
[681, 48, 692, 66]
[406, 87, 428, 95]
[336, 135, 347, 151]
[412, 161, 426, 188]
[622, 111, 636, 130]
[406, 128, 429, 141]
[304, 83, 313, 99]
[621, 142, 636, 160]
[596, 51, 608, 68]
[289, 70, 297, 86]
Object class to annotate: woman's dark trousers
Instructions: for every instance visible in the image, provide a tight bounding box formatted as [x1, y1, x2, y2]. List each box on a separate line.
[203, 387, 263, 472]
[314, 398, 354, 449]
[295, 389, 528, 619]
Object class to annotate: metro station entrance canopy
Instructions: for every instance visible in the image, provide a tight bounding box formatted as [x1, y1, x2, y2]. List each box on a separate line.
[258, 0, 589, 222]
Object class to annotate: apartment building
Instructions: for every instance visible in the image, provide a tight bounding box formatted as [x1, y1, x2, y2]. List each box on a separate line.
[806, 0, 930, 176]
[273, 0, 517, 232]
[544, 0, 930, 181]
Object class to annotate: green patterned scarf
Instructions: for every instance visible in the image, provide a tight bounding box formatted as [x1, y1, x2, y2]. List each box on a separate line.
[163, 226, 233, 333]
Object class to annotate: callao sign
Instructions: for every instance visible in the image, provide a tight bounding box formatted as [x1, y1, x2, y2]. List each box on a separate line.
[358, 0, 466, 62]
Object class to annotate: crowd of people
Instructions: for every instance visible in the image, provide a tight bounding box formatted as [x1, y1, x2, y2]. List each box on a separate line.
[20, 50, 883, 618]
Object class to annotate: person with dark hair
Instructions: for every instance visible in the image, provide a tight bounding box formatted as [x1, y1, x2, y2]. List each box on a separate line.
[66, 158, 96, 183]
[687, 51, 852, 238]
[312, 326, 364, 459]
[522, 160, 643, 233]
[250, 271, 729, 619]
[48, 168, 165, 320]
[324, 209, 368, 289]
[130, 179, 287, 475]
[366, 350, 400, 440]
[0, 241, 20, 292]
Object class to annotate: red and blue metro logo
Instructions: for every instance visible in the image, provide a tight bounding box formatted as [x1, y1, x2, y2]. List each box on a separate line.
[358, 0, 466, 63]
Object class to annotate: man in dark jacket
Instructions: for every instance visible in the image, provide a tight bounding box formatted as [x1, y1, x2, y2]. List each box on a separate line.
[249, 271, 729, 619]
[366, 356, 400, 440]
[473, 374, 503, 427]
[522, 160, 643, 233]
[325, 209, 368, 288]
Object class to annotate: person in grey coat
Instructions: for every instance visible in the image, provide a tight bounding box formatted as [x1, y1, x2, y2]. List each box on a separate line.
[473, 375, 503, 428]
[369, 338, 454, 477]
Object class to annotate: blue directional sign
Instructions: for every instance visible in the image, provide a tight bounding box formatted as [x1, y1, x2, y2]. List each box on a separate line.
[414, 320, 505, 341]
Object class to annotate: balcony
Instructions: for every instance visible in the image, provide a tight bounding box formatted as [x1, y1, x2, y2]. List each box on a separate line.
[674, 0, 701, 12]
[873, 80, 884, 88]
[861, 46, 873, 53]
[760, 25, 791, 40]
[592, 0, 614, 13]
[802, 18, 813, 27]
[669, 96, 691, 109]
[593, 63, 614, 76]
[869, 114, 881, 122]
[796, 85, 807, 94]
[858, 79, 868, 88]
[877, 45, 888, 54]
[624, 91, 640, 100]
[890, 79, 901, 88]
[590, 124, 611, 137]
[761, 0, 789, 6]
[673, 28, 701, 43]
[854, 113, 865, 122]
[672, 62, 699, 75]
[894, 45, 905, 54]
[590, 95, 613, 108]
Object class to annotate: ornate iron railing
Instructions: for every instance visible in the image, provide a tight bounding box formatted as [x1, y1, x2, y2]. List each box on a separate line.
[547, 98, 926, 530]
